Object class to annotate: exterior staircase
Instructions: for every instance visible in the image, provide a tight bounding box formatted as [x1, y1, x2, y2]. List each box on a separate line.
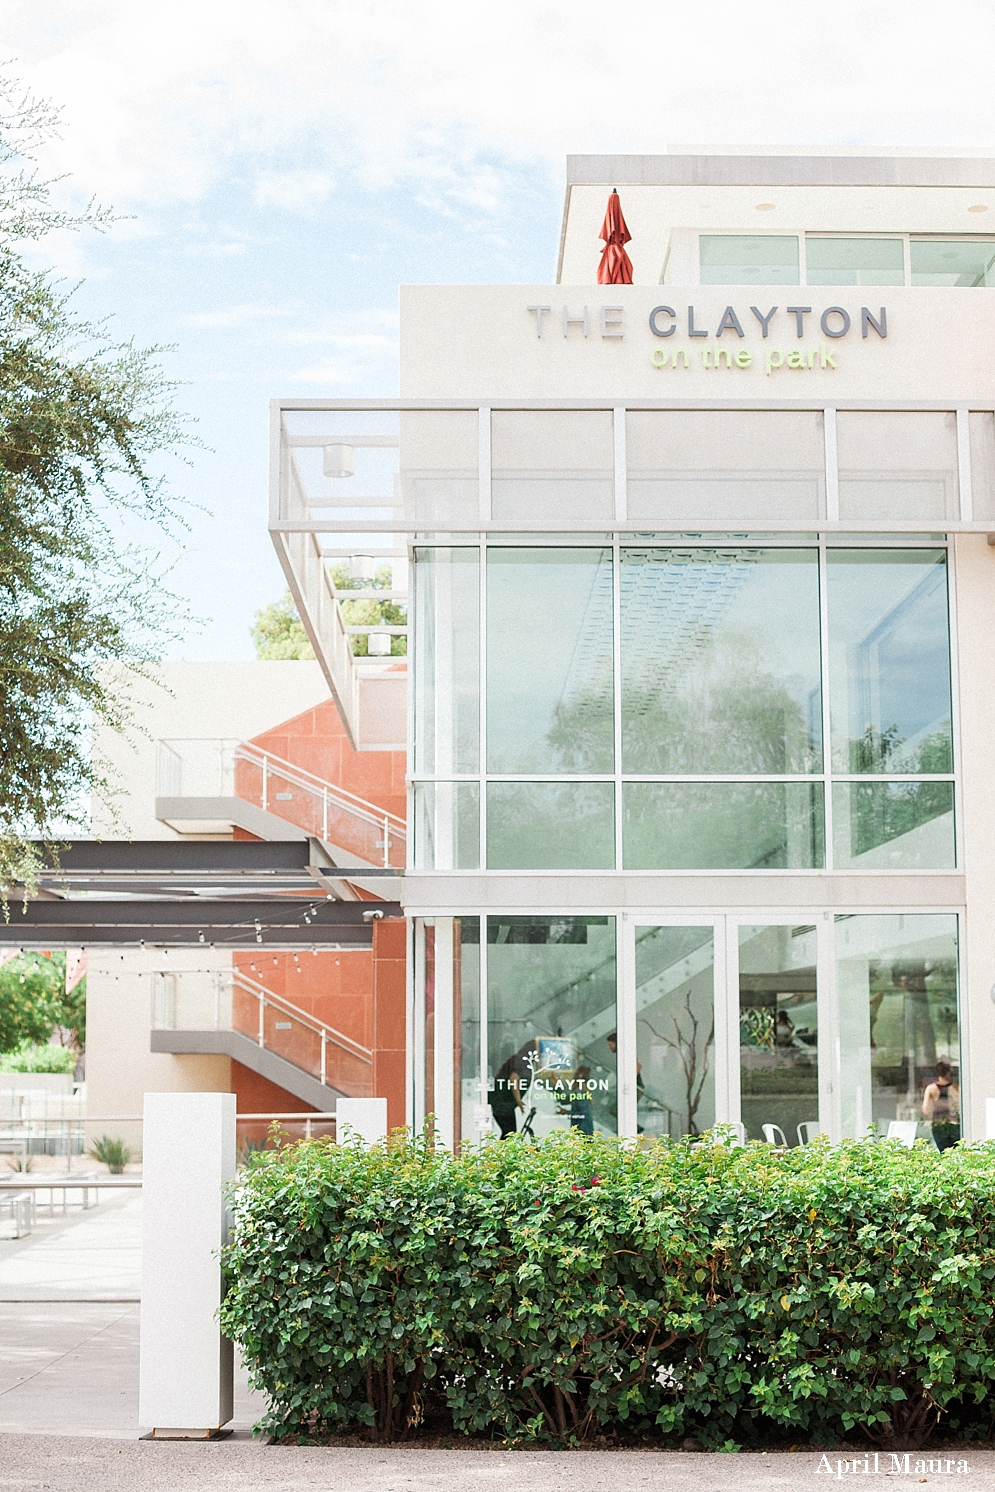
[151, 735, 401, 1110]
[155, 739, 405, 868]
[150, 968, 373, 1109]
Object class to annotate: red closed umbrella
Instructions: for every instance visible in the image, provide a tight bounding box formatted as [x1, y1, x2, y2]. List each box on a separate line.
[597, 188, 633, 285]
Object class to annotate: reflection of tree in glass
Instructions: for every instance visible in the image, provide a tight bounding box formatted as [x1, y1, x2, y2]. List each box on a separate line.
[543, 661, 615, 772]
[849, 780, 953, 861]
[641, 993, 714, 1136]
[618, 634, 815, 774]
[850, 724, 952, 775]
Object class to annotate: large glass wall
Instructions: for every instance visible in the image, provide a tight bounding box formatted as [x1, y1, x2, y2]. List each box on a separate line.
[419, 913, 962, 1145]
[411, 536, 955, 872]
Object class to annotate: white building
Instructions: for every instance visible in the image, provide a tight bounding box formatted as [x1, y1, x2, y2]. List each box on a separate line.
[273, 148, 995, 1152]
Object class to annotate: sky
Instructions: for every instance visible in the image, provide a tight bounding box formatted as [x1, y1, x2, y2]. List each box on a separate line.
[5, 0, 995, 660]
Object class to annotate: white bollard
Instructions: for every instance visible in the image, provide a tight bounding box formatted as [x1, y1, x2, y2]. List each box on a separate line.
[336, 1096, 388, 1145]
[139, 1092, 236, 1439]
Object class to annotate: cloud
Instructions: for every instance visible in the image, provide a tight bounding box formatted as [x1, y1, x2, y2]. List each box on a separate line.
[253, 169, 335, 213]
[5, 0, 995, 227]
[181, 301, 295, 329]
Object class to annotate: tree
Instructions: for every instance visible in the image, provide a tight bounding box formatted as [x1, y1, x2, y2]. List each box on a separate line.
[251, 568, 406, 660]
[0, 951, 78, 1054]
[251, 591, 314, 659]
[0, 73, 189, 887]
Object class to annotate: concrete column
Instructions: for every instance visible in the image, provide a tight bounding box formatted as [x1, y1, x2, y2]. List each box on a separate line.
[139, 1092, 235, 1438]
[336, 1096, 388, 1144]
[952, 535, 995, 1140]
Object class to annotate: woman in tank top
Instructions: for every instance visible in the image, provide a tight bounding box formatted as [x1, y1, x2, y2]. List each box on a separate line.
[922, 1060, 960, 1151]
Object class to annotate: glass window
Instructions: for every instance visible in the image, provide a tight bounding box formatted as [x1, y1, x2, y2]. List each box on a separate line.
[486, 916, 617, 1139]
[623, 782, 824, 870]
[412, 782, 480, 870]
[621, 547, 822, 773]
[739, 925, 819, 1145]
[626, 411, 825, 523]
[832, 782, 955, 870]
[699, 235, 799, 285]
[911, 240, 995, 287]
[420, 921, 436, 1133]
[836, 412, 959, 522]
[805, 238, 904, 286]
[456, 918, 483, 1146]
[836, 915, 959, 1143]
[486, 782, 615, 869]
[826, 550, 952, 774]
[413, 548, 479, 774]
[486, 548, 614, 773]
[635, 925, 715, 1139]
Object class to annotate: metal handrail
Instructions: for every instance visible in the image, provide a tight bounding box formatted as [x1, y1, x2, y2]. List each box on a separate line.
[227, 969, 373, 1079]
[233, 741, 405, 867]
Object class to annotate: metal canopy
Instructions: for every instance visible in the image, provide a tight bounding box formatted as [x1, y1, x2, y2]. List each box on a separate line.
[31, 839, 401, 899]
[6, 841, 403, 948]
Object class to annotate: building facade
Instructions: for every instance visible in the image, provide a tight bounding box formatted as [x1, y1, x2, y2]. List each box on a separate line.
[273, 150, 995, 1152]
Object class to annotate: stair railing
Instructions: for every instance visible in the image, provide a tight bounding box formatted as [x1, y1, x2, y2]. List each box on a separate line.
[233, 741, 405, 867]
[225, 970, 373, 1088]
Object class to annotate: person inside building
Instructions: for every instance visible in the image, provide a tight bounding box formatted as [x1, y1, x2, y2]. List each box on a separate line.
[487, 1046, 530, 1138]
[922, 1059, 960, 1151]
[557, 1065, 595, 1136]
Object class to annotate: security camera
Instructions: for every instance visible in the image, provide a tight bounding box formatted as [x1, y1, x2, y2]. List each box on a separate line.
[362, 909, 385, 921]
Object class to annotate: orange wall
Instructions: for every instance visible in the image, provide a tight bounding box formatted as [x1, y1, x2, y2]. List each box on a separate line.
[227, 692, 407, 1122]
[247, 696, 405, 820]
[231, 1060, 314, 1115]
[372, 918, 407, 1134]
[233, 949, 374, 1098]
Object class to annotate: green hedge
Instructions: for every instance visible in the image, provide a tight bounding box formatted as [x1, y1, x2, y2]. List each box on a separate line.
[220, 1132, 995, 1447]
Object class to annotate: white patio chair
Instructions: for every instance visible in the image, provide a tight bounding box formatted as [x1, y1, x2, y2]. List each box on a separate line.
[762, 1123, 788, 1147]
[796, 1121, 820, 1145]
[886, 1120, 918, 1148]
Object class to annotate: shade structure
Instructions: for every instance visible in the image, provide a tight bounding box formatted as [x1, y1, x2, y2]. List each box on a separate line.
[597, 189, 633, 285]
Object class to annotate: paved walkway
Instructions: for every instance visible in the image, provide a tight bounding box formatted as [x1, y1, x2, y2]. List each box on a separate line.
[0, 1189, 267, 1439]
[0, 1302, 265, 1438]
[0, 1189, 142, 1301]
[0, 1438, 993, 1492]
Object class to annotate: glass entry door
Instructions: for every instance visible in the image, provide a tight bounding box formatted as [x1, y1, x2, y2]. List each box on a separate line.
[737, 923, 820, 1145]
[626, 916, 826, 1143]
[633, 923, 720, 1139]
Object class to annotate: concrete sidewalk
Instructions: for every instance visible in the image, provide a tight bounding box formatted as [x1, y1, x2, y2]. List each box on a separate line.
[0, 1188, 142, 1301]
[0, 1438, 993, 1492]
[0, 1302, 266, 1438]
[0, 1190, 267, 1439]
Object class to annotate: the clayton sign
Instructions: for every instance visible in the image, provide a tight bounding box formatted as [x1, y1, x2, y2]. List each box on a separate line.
[526, 301, 888, 376]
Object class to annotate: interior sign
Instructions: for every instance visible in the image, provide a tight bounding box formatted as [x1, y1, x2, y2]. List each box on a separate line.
[526, 302, 888, 376]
